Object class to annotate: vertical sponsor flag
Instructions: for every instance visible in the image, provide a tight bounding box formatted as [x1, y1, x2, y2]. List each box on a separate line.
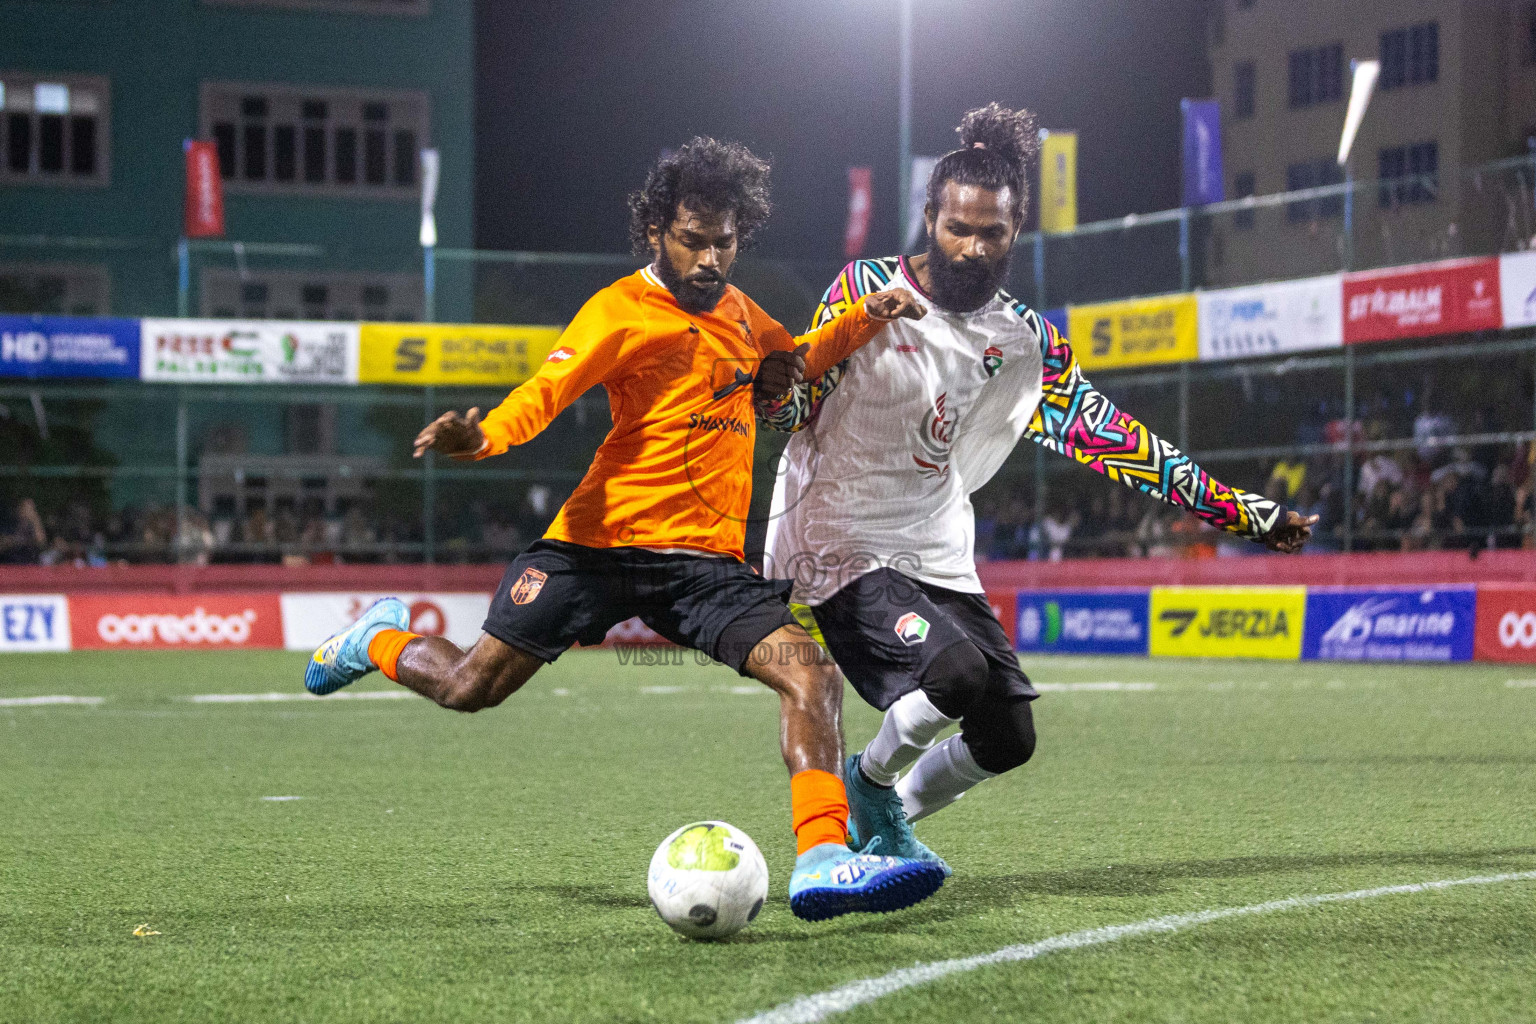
[1038, 130, 1078, 232]
[844, 167, 873, 258]
[904, 155, 940, 250]
[183, 139, 225, 239]
[419, 148, 440, 248]
[1180, 99, 1225, 207]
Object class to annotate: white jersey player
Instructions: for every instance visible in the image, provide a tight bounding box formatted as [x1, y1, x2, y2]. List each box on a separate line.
[757, 104, 1317, 871]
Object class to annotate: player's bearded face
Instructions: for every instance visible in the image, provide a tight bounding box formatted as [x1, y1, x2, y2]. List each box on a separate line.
[925, 238, 1011, 313]
[923, 183, 1018, 313]
[652, 206, 737, 314]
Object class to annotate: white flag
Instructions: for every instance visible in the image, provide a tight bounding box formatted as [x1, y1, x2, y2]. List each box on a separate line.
[419, 148, 441, 247]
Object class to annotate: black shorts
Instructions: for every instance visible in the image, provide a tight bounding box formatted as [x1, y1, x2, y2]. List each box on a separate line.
[483, 539, 798, 674]
[811, 568, 1038, 711]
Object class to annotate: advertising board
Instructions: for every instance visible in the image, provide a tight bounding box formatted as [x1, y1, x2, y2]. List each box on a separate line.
[1149, 586, 1305, 660]
[1342, 257, 1501, 344]
[358, 323, 562, 386]
[1302, 587, 1475, 662]
[1068, 294, 1198, 370]
[70, 593, 284, 650]
[140, 319, 358, 383]
[0, 594, 71, 652]
[0, 315, 140, 379]
[279, 592, 490, 651]
[1015, 590, 1149, 656]
[1197, 274, 1343, 361]
[1473, 584, 1536, 664]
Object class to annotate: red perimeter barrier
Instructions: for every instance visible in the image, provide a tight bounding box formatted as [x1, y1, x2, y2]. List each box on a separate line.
[0, 563, 507, 594]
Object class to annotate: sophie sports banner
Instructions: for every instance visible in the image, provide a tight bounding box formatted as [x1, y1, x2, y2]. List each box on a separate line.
[141, 319, 358, 383]
[1198, 274, 1343, 361]
[1069, 294, 1198, 370]
[359, 323, 562, 386]
[1343, 257, 1501, 344]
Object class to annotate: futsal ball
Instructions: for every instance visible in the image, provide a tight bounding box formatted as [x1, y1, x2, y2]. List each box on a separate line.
[647, 821, 768, 940]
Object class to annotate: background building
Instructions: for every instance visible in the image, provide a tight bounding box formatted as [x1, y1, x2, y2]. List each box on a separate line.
[1207, 0, 1536, 284]
[0, 0, 473, 319]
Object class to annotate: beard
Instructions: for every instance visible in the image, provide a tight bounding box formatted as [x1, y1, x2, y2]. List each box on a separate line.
[653, 251, 728, 314]
[925, 237, 1011, 313]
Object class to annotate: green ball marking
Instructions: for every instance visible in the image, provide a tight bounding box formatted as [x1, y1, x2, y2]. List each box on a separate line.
[666, 824, 741, 872]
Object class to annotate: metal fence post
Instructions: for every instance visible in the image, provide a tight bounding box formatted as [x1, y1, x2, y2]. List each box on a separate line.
[1342, 345, 1356, 552]
[1032, 445, 1046, 557]
[175, 389, 188, 563]
[176, 238, 190, 318]
[1178, 363, 1191, 451]
[1033, 232, 1046, 311]
[423, 385, 437, 563]
[1178, 208, 1191, 292]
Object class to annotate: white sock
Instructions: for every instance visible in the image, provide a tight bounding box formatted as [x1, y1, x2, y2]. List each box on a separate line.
[859, 689, 958, 787]
[897, 734, 996, 822]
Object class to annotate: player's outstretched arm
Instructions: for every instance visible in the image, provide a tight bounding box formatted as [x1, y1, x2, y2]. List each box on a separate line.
[1023, 312, 1315, 551]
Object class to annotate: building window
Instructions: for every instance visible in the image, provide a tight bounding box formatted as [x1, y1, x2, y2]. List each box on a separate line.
[201, 269, 424, 321]
[201, 83, 427, 199]
[1232, 171, 1256, 229]
[201, 0, 429, 15]
[1378, 142, 1438, 207]
[1233, 62, 1256, 120]
[1526, 4, 1536, 63]
[0, 262, 110, 315]
[1284, 159, 1343, 222]
[0, 74, 110, 187]
[1288, 44, 1343, 108]
[1380, 22, 1438, 89]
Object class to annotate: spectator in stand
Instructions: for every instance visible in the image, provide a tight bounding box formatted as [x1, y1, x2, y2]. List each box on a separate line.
[1037, 503, 1078, 563]
[0, 497, 47, 564]
[1268, 456, 1306, 501]
[1413, 406, 1455, 466]
[1475, 464, 1519, 550]
[1405, 482, 1450, 551]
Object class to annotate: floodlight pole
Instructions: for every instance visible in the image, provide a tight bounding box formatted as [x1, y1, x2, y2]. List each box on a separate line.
[1338, 59, 1379, 273]
[897, 0, 913, 245]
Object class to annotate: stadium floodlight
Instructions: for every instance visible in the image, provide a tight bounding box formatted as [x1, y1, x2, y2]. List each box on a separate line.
[1337, 60, 1379, 167]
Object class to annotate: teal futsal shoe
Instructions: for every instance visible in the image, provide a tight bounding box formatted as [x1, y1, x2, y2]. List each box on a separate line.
[787, 842, 946, 922]
[304, 597, 409, 696]
[845, 752, 952, 877]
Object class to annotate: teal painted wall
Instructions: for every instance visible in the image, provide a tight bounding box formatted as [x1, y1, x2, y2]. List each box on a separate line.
[0, 0, 473, 318]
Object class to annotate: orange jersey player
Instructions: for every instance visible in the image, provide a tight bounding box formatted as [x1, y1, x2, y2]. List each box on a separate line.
[302, 137, 946, 923]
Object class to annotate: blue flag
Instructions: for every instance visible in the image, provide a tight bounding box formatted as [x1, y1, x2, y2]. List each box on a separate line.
[1181, 98, 1226, 207]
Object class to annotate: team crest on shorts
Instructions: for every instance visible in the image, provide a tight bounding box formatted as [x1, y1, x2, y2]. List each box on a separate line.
[982, 345, 1004, 378]
[510, 568, 548, 605]
[894, 612, 930, 645]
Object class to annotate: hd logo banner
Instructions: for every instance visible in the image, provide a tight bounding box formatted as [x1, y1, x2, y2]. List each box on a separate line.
[1015, 590, 1150, 656]
[359, 323, 562, 386]
[0, 315, 140, 380]
[1302, 587, 1476, 663]
[1149, 586, 1305, 660]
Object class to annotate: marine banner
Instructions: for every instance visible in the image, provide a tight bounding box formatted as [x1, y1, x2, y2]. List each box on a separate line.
[1302, 587, 1475, 662]
[1015, 589, 1150, 656]
[1197, 274, 1343, 361]
[1069, 294, 1198, 371]
[141, 319, 358, 384]
[1149, 586, 1306, 660]
[0, 315, 140, 379]
[359, 322, 562, 386]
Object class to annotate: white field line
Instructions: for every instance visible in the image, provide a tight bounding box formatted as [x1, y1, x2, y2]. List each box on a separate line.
[1034, 681, 1156, 692]
[0, 695, 104, 707]
[639, 685, 692, 694]
[737, 870, 1536, 1024]
[183, 690, 415, 703]
[261, 796, 303, 802]
[1506, 679, 1536, 688]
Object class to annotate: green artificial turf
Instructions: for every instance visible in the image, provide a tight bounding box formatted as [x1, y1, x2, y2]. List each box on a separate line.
[1, 651, 1534, 1023]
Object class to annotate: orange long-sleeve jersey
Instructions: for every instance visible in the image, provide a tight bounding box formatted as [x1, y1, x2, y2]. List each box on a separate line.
[472, 266, 887, 560]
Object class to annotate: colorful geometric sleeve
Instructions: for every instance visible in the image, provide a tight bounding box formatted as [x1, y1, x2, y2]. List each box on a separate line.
[1019, 307, 1283, 540]
[757, 258, 897, 433]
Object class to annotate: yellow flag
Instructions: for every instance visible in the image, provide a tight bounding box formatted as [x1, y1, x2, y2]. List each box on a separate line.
[1039, 131, 1078, 233]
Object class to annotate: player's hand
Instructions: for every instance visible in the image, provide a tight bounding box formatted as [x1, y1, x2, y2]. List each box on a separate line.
[413, 407, 486, 459]
[755, 343, 809, 401]
[1262, 509, 1318, 553]
[865, 288, 927, 322]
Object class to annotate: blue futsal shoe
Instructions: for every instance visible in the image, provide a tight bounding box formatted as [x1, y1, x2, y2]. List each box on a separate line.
[787, 842, 946, 922]
[845, 752, 952, 877]
[304, 597, 409, 696]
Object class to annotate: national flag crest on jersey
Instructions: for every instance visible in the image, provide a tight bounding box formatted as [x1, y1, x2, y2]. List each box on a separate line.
[510, 567, 548, 605]
[982, 345, 1003, 378]
[894, 612, 930, 645]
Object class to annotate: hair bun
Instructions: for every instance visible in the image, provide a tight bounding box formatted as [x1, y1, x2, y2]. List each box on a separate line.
[956, 103, 1038, 176]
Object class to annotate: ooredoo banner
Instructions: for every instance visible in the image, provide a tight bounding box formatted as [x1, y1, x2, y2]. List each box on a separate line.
[141, 319, 359, 384]
[1474, 584, 1536, 664]
[1302, 586, 1475, 663]
[1343, 257, 1502, 344]
[1197, 274, 1343, 361]
[1015, 589, 1149, 656]
[1148, 586, 1306, 660]
[0, 594, 71, 652]
[70, 593, 283, 650]
[0, 316, 141, 380]
[279, 593, 490, 651]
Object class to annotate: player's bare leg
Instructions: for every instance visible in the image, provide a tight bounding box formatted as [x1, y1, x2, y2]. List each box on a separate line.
[741, 623, 844, 776]
[390, 633, 544, 712]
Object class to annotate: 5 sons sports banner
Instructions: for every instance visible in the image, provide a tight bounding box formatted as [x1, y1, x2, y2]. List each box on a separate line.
[1069, 294, 1198, 371]
[141, 319, 359, 383]
[359, 323, 562, 386]
[1149, 586, 1306, 660]
[1302, 587, 1475, 663]
[1015, 589, 1149, 656]
[1197, 275, 1343, 362]
[0, 315, 140, 379]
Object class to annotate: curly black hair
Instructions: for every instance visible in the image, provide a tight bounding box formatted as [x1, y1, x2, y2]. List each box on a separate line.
[926, 102, 1040, 220]
[627, 137, 773, 257]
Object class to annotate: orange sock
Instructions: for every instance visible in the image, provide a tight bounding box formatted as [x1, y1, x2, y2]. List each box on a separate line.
[790, 769, 849, 855]
[367, 629, 420, 682]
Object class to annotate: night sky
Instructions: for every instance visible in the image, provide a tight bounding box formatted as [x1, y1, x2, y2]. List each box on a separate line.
[474, 0, 1209, 260]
